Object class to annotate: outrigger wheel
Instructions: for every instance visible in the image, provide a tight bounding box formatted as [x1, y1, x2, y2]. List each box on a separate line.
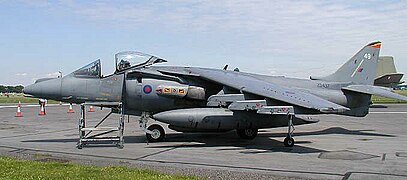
[146, 124, 165, 142]
[284, 114, 295, 147]
[283, 137, 294, 147]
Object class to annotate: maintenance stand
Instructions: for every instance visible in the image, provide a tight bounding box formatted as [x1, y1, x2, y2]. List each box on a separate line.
[76, 102, 124, 149]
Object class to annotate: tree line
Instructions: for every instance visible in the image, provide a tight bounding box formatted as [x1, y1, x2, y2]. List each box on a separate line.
[0, 85, 24, 93]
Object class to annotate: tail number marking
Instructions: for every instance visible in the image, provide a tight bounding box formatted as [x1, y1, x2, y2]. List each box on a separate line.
[364, 53, 371, 60]
[317, 83, 329, 88]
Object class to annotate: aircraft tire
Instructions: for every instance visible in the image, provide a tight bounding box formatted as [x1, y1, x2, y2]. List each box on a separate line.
[236, 128, 258, 140]
[284, 137, 294, 147]
[146, 124, 165, 142]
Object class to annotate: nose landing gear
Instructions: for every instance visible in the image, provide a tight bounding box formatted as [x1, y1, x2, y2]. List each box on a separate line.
[146, 124, 165, 142]
[139, 112, 166, 142]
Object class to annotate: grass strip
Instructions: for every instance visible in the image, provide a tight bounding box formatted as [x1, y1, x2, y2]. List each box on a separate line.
[0, 156, 198, 180]
[0, 94, 59, 104]
[372, 90, 407, 104]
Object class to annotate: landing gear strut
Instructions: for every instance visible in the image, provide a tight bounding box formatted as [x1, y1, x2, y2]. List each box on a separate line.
[236, 128, 258, 140]
[284, 114, 295, 147]
[139, 112, 165, 142]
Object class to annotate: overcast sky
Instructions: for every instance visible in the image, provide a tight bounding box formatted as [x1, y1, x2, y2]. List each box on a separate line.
[1, 0, 406, 86]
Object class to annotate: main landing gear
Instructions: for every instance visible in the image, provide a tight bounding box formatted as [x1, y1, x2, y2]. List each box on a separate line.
[236, 113, 295, 147]
[236, 128, 258, 140]
[139, 112, 166, 142]
[235, 114, 295, 147]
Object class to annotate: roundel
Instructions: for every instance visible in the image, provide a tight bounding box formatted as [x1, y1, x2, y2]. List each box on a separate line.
[143, 85, 152, 94]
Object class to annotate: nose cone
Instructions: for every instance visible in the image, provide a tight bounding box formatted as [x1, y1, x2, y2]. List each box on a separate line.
[23, 83, 41, 97]
[24, 78, 61, 100]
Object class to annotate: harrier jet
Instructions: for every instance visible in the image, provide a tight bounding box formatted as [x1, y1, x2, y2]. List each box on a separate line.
[374, 56, 404, 87]
[24, 42, 407, 147]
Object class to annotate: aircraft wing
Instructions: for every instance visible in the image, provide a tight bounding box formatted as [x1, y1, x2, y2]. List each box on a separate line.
[187, 68, 349, 113]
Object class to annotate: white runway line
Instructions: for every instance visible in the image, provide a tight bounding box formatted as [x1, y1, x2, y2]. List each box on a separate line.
[369, 112, 407, 114]
[0, 104, 70, 109]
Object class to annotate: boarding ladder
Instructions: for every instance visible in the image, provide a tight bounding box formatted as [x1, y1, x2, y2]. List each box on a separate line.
[76, 102, 124, 149]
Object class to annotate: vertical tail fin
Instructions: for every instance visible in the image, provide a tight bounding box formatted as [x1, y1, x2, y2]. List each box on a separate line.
[318, 42, 381, 85]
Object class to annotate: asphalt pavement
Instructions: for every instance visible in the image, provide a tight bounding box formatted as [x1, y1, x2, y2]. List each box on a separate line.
[0, 104, 406, 179]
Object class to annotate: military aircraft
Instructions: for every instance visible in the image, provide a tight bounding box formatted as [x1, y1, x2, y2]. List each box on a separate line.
[24, 42, 407, 147]
[374, 56, 404, 88]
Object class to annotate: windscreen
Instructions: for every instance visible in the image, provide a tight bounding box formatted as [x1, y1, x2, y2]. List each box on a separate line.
[73, 59, 101, 78]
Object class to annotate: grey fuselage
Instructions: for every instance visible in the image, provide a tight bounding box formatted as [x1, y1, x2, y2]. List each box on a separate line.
[25, 65, 370, 118]
[24, 43, 387, 132]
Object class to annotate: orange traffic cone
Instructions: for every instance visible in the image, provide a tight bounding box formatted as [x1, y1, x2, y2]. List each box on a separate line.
[15, 101, 22, 117]
[39, 103, 46, 115]
[88, 106, 94, 112]
[67, 103, 74, 113]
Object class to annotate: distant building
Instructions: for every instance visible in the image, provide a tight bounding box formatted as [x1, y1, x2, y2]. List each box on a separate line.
[374, 56, 404, 88]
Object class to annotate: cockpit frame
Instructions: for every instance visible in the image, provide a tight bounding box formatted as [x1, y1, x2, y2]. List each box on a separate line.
[115, 51, 167, 73]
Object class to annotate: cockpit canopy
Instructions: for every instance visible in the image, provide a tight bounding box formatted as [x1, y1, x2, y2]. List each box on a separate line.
[70, 51, 166, 78]
[73, 59, 101, 78]
[115, 51, 167, 72]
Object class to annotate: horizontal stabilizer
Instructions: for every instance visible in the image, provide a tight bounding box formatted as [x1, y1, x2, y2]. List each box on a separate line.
[342, 85, 407, 101]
